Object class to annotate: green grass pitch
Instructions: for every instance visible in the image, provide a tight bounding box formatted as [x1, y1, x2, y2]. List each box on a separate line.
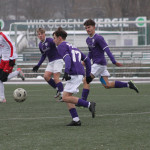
[0, 83, 150, 150]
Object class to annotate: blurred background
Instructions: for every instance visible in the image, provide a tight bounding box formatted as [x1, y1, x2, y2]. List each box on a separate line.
[0, 0, 150, 20]
[0, 0, 150, 81]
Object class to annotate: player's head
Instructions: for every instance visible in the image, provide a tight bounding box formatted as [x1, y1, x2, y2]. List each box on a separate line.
[37, 28, 46, 42]
[0, 24, 1, 31]
[53, 27, 67, 46]
[84, 19, 96, 37]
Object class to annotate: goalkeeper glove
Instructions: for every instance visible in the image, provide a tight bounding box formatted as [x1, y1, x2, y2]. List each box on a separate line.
[62, 72, 71, 81]
[86, 76, 93, 84]
[32, 65, 39, 72]
[9, 59, 15, 67]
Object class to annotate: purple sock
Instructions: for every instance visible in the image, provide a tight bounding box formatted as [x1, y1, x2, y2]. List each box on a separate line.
[47, 78, 56, 89]
[56, 82, 63, 92]
[82, 89, 89, 101]
[69, 108, 78, 119]
[115, 81, 128, 88]
[77, 99, 89, 108]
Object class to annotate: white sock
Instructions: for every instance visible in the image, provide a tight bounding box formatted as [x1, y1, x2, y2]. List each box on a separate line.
[0, 81, 5, 99]
[8, 71, 19, 80]
[73, 117, 80, 122]
[88, 102, 91, 108]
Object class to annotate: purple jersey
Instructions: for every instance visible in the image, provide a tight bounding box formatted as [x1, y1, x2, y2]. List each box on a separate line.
[37, 37, 62, 66]
[57, 42, 87, 75]
[86, 34, 116, 65]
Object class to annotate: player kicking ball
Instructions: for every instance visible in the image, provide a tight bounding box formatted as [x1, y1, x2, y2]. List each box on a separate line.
[0, 25, 25, 103]
[53, 27, 96, 126]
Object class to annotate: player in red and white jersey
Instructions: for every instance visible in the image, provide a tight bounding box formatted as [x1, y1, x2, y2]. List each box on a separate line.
[0, 25, 25, 103]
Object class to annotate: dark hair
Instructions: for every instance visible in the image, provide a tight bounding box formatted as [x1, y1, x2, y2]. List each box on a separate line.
[0, 24, 1, 31]
[84, 19, 96, 26]
[53, 27, 67, 40]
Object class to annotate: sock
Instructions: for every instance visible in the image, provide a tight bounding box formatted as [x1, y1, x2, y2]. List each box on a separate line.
[82, 89, 89, 101]
[69, 108, 79, 122]
[0, 81, 5, 99]
[7, 71, 19, 80]
[77, 99, 89, 108]
[56, 82, 63, 93]
[115, 81, 128, 88]
[47, 78, 56, 89]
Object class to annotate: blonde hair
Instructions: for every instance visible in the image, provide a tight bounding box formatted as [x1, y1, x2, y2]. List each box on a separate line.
[37, 28, 45, 34]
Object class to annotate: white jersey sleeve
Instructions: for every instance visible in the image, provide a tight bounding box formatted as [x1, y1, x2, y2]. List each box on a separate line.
[0, 32, 18, 60]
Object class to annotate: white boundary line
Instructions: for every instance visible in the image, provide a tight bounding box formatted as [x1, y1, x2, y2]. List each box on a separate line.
[4, 77, 150, 84]
[0, 111, 150, 121]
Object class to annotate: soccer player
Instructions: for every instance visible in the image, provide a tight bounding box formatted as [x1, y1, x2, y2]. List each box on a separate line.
[0, 25, 25, 103]
[81, 19, 139, 101]
[32, 28, 64, 101]
[53, 27, 96, 126]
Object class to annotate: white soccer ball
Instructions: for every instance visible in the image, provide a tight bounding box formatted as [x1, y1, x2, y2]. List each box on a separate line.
[13, 88, 27, 102]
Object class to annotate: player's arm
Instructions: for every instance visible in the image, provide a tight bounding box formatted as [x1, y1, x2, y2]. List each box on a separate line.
[81, 52, 92, 84]
[32, 51, 46, 72]
[57, 45, 71, 81]
[98, 37, 122, 66]
[1, 33, 16, 66]
[62, 54, 71, 81]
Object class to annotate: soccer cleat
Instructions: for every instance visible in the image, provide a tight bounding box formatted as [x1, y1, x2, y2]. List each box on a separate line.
[54, 90, 60, 98]
[17, 68, 25, 81]
[0, 98, 6, 103]
[128, 80, 139, 93]
[66, 120, 81, 126]
[89, 102, 96, 118]
[57, 97, 64, 102]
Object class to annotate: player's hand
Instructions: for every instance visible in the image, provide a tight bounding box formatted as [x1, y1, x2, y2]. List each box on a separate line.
[9, 59, 15, 67]
[86, 76, 93, 84]
[115, 62, 123, 67]
[32, 65, 39, 72]
[62, 72, 71, 81]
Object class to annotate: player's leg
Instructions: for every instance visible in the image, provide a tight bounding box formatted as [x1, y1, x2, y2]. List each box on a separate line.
[101, 76, 128, 88]
[64, 92, 81, 126]
[100, 76, 139, 93]
[81, 77, 90, 101]
[53, 72, 63, 101]
[17, 68, 25, 81]
[0, 80, 6, 103]
[44, 71, 57, 89]
[53, 59, 64, 100]
[7, 68, 25, 81]
[81, 64, 96, 101]
[63, 75, 96, 118]
[99, 66, 128, 89]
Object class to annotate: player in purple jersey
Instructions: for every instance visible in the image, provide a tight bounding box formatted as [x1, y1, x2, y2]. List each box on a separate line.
[53, 27, 96, 126]
[32, 28, 64, 101]
[81, 19, 139, 101]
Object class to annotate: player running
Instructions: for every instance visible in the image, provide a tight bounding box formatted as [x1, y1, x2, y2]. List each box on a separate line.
[81, 19, 139, 101]
[32, 28, 64, 101]
[0, 25, 25, 103]
[53, 27, 96, 126]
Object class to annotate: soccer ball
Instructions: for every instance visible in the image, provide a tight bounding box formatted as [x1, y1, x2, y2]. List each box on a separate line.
[13, 88, 27, 102]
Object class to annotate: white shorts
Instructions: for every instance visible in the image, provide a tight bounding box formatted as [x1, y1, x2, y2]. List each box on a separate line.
[91, 64, 110, 78]
[64, 75, 83, 94]
[45, 59, 63, 73]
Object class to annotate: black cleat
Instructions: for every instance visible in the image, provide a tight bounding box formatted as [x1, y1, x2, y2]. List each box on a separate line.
[128, 80, 139, 93]
[66, 120, 81, 126]
[89, 102, 96, 118]
[54, 90, 60, 98]
[57, 97, 63, 102]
